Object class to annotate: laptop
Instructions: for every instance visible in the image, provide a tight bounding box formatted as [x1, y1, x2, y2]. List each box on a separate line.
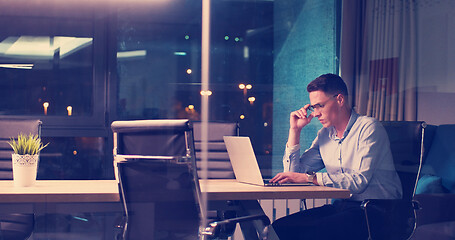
[223, 136, 313, 187]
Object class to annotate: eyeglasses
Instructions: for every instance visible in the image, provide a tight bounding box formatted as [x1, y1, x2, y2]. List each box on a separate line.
[307, 94, 339, 113]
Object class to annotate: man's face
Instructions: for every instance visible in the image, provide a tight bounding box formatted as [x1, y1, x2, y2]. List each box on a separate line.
[308, 90, 340, 128]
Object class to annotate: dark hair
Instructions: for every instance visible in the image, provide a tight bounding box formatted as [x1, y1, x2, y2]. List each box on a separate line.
[306, 73, 348, 96]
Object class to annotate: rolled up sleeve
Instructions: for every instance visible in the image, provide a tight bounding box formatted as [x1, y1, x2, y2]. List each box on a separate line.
[283, 135, 324, 174]
[283, 144, 300, 172]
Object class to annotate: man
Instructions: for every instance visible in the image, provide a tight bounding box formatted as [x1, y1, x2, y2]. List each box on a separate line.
[270, 73, 402, 240]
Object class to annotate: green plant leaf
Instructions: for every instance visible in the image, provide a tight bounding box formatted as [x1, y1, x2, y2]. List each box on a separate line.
[7, 133, 48, 155]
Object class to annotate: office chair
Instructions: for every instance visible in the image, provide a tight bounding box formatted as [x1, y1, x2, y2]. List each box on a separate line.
[193, 122, 240, 237]
[112, 119, 193, 181]
[193, 122, 238, 179]
[361, 121, 432, 240]
[0, 119, 41, 240]
[111, 119, 270, 240]
[117, 159, 201, 239]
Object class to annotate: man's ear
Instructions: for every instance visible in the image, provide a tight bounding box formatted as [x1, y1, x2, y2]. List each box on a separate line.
[336, 94, 345, 106]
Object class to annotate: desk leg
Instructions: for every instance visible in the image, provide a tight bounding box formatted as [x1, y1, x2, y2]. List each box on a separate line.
[237, 200, 279, 240]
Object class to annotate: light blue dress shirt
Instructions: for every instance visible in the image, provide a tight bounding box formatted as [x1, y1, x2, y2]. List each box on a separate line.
[283, 111, 402, 201]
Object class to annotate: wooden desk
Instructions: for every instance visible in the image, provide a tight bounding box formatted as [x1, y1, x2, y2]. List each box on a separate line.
[200, 179, 350, 240]
[200, 179, 351, 200]
[0, 180, 121, 215]
[0, 180, 121, 240]
[0, 179, 350, 203]
[0, 180, 350, 240]
[0, 180, 119, 203]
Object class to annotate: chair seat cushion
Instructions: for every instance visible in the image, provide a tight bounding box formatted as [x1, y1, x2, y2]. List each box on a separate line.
[412, 221, 455, 240]
[421, 125, 455, 193]
[415, 175, 448, 194]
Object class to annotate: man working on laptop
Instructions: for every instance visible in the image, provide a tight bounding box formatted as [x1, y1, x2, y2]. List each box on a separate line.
[270, 73, 402, 240]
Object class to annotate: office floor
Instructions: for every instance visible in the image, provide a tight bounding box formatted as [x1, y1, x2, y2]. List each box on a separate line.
[22, 199, 329, 240]
[29, 212, 122, 240]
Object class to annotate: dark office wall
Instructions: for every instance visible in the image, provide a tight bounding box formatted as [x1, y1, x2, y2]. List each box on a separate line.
[272, 0, 339, 175]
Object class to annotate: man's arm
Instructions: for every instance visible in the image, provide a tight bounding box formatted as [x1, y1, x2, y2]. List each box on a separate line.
[287, 104, 313, 146]
[282, 105, 314, 172]
[274, 136, 324, 184]
[271, 105, 318, 184]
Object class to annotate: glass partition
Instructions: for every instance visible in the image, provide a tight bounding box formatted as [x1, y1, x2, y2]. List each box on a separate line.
[0, 0, 340, 180]
[115, 4, 202, 120]
[114, 0, 340, 177]
[0, 1, 340, 238]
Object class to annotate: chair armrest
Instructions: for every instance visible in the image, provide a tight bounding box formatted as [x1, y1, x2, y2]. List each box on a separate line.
[414, 193, 455, 226]
[201, 214, 270, 240]
[361, 199, 420, 212]
[360, 199, 418, 240]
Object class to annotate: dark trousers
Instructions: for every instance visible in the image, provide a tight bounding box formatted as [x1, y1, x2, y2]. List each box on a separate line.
[272, 200, 368, 240]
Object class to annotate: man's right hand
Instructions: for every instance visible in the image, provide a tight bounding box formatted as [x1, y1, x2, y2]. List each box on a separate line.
[287, 105, 313, 147]
[290, 104, 314, 131]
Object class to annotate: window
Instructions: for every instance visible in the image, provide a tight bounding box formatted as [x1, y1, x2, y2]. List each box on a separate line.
[0, 17, 94, 117]
[0, 5, 108, 180]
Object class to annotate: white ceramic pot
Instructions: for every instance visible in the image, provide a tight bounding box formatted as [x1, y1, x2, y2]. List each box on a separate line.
[12, 154, 39, 187]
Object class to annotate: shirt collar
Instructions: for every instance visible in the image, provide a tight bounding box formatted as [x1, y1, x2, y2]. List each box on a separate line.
[329, 109, 359, 141]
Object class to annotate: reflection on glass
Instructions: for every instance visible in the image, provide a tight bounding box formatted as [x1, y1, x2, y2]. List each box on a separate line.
[115, 0, 275, 174]
[116, 3, 202, 121]
[0, 16, 94, 116]
[39, 137, 106, 180]
[0, 36, 92, 59]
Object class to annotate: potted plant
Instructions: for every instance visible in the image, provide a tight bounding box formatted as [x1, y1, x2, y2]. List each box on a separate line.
[8, 133, 48, 187]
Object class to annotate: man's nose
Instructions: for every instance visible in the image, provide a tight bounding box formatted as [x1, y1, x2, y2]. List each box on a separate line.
[313, 110, 322, 117]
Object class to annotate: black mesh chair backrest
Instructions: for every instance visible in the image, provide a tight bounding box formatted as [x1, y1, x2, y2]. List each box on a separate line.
[111, 119, 192, 158]
[112, 119, 203, 240]
[380, 121, 428, 201]
[193, 122, 238, 179]
[0, 119, 41, 180]
[117, 160, 200, 240]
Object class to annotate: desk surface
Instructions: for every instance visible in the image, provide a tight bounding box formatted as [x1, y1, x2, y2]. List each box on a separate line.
[0, 179, 350, 203]
[200, 179, 350, 200]
[0, 180, 119, 203]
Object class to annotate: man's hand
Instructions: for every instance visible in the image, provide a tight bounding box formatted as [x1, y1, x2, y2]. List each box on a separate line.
[287, 105, 314, 147]
[290, 104, 314, 131]
[270, 172, 308, 184]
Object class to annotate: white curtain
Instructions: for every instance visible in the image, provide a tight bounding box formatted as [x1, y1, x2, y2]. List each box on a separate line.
[341, 0, 418, 121]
